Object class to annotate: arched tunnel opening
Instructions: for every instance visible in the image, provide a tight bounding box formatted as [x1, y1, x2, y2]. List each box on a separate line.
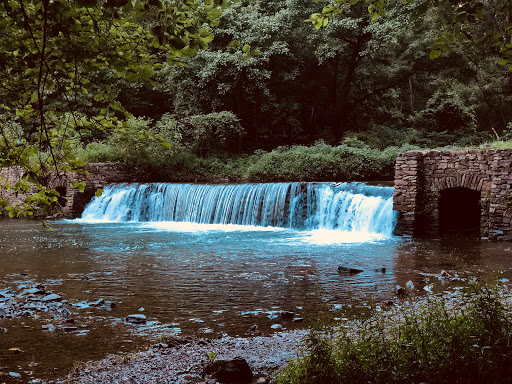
[55, 186, 68, 207]
[439, 187, 481, 237]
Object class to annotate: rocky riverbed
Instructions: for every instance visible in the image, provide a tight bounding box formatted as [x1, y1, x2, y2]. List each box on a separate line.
[62, 331, 307, 384]
[59, 275, 512, 384]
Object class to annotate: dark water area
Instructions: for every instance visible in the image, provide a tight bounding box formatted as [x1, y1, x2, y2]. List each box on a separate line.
[1, 219, 512, 382]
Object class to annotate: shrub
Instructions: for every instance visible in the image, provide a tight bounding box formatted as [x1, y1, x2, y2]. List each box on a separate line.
[245, 142, 420, 181]
[277, 281, 512, 384]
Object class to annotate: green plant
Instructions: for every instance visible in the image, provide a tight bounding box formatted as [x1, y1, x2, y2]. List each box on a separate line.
[277, 281, 512, 384]
[206, 351, 218, 362]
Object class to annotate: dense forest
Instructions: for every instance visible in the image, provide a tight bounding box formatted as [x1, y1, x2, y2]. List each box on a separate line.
[79, 0, 512, 181]
[1, 0, 512, 214]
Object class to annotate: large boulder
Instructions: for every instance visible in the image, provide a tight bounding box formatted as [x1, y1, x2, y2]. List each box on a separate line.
[204, 358, 253, 384]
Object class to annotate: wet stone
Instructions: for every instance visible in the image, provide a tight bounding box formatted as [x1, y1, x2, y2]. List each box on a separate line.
[24, 288, 45, 295]
[42, 324, 56, 332]
[126, 314, 147, 324]
[279, 311, 294, 320]
[90, 298, 105, 307]
[338, 266, 363, 274]
[204, 358, 253, 384]
[41, 294, 62, 302]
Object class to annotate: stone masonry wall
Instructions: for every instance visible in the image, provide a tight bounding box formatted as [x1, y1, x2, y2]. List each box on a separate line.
[393, 149, 512, 240]
[0, 163, 132, 219]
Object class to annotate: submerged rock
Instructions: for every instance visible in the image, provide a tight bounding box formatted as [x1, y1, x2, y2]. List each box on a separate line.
[126, 314, 147, 324]
[338, 266, 363, 274]
[279, 311, 294, 320]
[204, 358, 253, 384]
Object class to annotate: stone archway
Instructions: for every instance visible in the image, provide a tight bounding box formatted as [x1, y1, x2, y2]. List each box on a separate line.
[438, 187, 481, 237]
[393, 149, 512, 240]
[55, 186, 68, 207]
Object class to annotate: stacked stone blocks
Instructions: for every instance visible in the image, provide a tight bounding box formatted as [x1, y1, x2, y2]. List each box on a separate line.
[0, 163, 131, 218]
[393, 149, 512, 240]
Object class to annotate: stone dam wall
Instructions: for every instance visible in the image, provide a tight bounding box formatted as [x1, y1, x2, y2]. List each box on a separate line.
[393, 149, 512, 241]
[0, 163, 131, 218]
[3, 149, 512, 241]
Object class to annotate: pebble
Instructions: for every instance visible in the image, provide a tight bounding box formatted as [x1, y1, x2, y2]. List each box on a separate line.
[42, 324, 56, 332]
[90, 298, 105, 307]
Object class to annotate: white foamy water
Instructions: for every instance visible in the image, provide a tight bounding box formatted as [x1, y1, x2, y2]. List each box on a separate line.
[141, 221, 286, 233]
[296, 228, 389, 245]
[78, 182, 397, 241]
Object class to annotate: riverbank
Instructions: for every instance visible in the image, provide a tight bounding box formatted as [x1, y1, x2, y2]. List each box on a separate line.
[62, 280, 512, 384]
[63, 330, 307, 384]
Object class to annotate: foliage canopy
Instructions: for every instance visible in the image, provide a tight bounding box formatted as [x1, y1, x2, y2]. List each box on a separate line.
[0, 0, 225, 216]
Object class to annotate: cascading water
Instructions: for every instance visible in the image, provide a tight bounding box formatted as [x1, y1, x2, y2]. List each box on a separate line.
[79, 182, 397, 237]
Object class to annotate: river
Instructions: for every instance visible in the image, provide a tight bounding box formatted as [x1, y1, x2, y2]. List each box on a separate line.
[0, 182, 511, 382]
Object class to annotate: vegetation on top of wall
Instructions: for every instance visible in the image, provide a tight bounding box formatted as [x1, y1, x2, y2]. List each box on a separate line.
[74, 119, 421, 181]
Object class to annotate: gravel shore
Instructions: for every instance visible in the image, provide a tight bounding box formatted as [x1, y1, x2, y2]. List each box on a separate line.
[62, 330, 307, 384]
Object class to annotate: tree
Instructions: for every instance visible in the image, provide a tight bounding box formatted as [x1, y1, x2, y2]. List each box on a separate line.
[0, 0, 226, 217]
[308, 0, 512, 66]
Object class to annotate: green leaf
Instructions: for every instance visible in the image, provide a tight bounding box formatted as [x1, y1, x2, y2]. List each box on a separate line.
[242, 44, 251, 53]
[430, 49, 442, 59]
[95, 189, 104, 197]
[208, 8, 222, 19]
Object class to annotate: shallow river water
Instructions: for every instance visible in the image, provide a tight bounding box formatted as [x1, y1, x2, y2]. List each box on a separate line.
[1, 182, 512, 382]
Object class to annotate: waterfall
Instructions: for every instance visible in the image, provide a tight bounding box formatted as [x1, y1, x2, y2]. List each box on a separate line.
[79, 182, 397, 236]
